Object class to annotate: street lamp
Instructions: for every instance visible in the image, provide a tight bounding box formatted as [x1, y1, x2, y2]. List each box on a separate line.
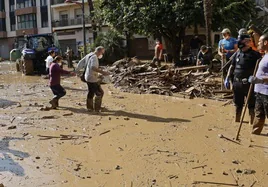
[65, 0, 87, 57]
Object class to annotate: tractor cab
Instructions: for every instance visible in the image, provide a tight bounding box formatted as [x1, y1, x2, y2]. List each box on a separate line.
[14, 33, 61, 75]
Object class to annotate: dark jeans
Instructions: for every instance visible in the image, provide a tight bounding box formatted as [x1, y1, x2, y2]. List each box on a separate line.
[152, 57, 161, 66]
[50, 84, 66, 100]
[86, 82, 104, 99]
[46, 68, 49, 75]
[253, 93, 268, 134]
[233, 81, 255, 111]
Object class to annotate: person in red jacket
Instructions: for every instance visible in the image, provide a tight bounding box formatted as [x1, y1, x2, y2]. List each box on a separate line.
[151, 39, 163, 67]
[49, 56, 75, 109]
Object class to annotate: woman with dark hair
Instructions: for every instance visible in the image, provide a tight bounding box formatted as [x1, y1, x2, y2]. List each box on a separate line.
[49, 56, 75, 109]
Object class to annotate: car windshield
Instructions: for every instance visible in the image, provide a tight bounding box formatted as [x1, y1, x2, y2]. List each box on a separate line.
[28, 36, 53, 52]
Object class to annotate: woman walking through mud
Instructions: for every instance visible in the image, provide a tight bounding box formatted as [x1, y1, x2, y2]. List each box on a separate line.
[49, 56, 75, 109]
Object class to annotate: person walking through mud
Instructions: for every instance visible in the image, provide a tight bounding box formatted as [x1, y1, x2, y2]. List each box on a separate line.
[76, 46, 110, 112]
[248, 33, 268, 135]
[45, 50, 56, 74]
[151, 39, 163, 67]
[225, 34, 261, 124]
[49, 56, 75, 109]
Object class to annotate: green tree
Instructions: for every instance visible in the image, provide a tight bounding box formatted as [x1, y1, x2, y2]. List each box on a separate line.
[211, 0, 257, 35]
[203, 0, 212, 46]
[94, 29, 126, 64]
[101, 0, 256, 63]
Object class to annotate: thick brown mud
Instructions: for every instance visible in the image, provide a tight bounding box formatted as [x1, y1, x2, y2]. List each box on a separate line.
[0, 62, 267, 187]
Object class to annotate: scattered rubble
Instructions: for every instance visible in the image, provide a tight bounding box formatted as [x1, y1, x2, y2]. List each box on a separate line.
[108, 58, 230, 99]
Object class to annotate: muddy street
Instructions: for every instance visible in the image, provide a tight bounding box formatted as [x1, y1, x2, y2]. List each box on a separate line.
[0, 62, 267, 187]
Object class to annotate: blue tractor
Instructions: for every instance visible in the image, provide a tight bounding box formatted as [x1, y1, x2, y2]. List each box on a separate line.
[13, 33, 60, 75]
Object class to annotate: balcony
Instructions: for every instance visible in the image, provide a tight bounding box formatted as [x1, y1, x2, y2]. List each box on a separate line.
[0, 12, 5, 19]
[16, 28, 38, 36]
[51, 0, 87, 8]
[52, 17, 91, 28]
[51, 0, 65, 5]
[15, 7, 37, 16]
[0, 31, 7, 38]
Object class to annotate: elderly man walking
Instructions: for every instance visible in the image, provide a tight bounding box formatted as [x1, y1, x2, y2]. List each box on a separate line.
[76, 46, 110, 112]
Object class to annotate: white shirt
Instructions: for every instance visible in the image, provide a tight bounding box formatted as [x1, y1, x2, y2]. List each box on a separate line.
[76, 52, 99, 83]
[45, 55, 53, 68]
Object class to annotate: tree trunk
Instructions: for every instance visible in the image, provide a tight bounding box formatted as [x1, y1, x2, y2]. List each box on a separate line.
[203, 0, 212, 47]
[88, 0, 97, 42]
[163, 28, 185, 66]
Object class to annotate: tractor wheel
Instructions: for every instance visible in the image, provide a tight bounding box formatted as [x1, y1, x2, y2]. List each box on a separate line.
[22, 59, 34, 75]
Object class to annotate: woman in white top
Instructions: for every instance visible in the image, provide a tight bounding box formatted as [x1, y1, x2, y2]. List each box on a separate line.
[45, 50, 56, 74]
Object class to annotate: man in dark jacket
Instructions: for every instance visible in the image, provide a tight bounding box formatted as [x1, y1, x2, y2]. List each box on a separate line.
[225, 34, 261, 124]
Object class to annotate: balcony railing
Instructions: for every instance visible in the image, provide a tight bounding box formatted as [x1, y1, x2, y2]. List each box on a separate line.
[52, 17, 91, 27]
[51, 0, 65, 5]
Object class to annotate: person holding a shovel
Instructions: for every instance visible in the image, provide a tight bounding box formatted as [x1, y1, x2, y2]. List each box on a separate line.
[225, 34, 261, 124]
[248, 33, 268, 135]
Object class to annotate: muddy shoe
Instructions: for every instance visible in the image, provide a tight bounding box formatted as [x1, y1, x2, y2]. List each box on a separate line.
[49, 98, 58, 109]
[249, 114, 254, 125]
[87, 99, 94, 112]
[235, 109, 242, 123]
[94, 96, 102, 112]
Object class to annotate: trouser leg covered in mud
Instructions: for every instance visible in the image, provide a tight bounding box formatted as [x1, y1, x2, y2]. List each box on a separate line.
[86, 82, 104, 111]
[49, 84, 66, 108]
[252, 93, 268, 135]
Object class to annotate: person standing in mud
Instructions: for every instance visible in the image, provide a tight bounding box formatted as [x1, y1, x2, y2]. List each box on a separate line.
[66, 47, 74, 69]
[225, 34, 261, 124]
[76, 46, 110, 112]
[151, 39, 163, 67]
[45, 50, 55, 74]
[248, 33, 268, 135]
[49, 56, 75, 109]
[218, 28, 238, 80]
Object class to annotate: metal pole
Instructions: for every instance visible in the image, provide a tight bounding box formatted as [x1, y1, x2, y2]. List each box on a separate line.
[82, 0, 86, 57]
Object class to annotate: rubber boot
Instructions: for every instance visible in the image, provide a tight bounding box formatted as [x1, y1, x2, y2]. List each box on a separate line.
[249, 108, 255, 125]
[94, 96, 102, 112]
[235, 108, 242, 123]
[86, 98, 94, 111]
[49, 98, 58, 109]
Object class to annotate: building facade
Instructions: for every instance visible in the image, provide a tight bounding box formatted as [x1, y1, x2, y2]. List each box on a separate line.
[0, 0, 52, 59]
[51, 0, 110, 57]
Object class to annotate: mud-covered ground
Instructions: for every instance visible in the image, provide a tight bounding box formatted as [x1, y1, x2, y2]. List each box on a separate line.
[0, 61, 267, 187]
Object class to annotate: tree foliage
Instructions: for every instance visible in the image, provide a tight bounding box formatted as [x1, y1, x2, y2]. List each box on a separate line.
[101, 0, 257, 63]
[93, 29, 126, 64]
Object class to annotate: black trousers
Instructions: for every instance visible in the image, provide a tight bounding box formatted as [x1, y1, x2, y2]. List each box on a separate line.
[233, 81, 255, 111]
[86, 82, 104, 99]
[50, 84, 66, 100]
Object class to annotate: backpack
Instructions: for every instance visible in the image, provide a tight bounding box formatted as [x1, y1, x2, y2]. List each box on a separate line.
[80, 54, 94, 82]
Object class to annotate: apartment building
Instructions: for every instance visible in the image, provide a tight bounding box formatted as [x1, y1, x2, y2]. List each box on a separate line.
[51, 0, 109, 56]
[0, 0, 52, 59]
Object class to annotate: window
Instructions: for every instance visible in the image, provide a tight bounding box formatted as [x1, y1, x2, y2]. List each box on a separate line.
[17, 14, 37, 30]
[17, 0, 36, 9]
[40, 0, 47, 6]
[59, 11, 68, 20]
[41, 6, 48, 28]
[10, 12, 15, 31]
[0, 0, 5, 12]
[0, 18, 6, 31]
[75, 9, 82, 18]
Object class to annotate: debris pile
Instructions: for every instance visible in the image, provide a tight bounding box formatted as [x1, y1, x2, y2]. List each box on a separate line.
[108, 58, 232, 100]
